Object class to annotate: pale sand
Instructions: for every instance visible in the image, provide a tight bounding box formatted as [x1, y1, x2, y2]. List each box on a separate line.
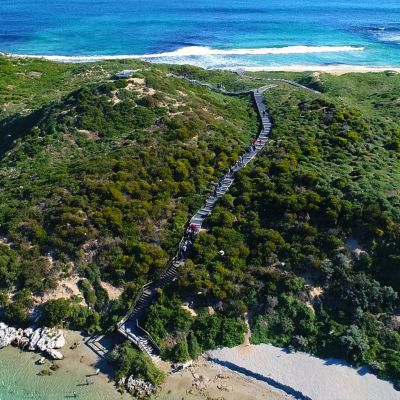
[208, 344, 400, 400]
[157, 356, 291, 400]
[34, 275, 86, 305]
[100, 280, 124, 301]
[227, 65, 400, 75]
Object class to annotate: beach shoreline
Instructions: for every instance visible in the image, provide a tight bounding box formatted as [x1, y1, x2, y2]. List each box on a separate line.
[2, 52, 400, 75]
[224, 65, 400, 75]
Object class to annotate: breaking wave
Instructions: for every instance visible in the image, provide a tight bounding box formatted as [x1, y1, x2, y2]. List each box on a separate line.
[367, 26, 400, 45]
[5, 45, 365, 63]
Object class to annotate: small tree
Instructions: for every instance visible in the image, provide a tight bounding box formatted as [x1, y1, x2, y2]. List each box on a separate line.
[188, 331, 202, 360]
[172, 340, 190, 362]
[41, 298, 71, 327]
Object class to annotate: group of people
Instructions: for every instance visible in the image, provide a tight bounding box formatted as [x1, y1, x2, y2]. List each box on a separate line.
[178, 223, 199, 259]
[178, 237, 193, 258]
[247, 140, 258, 153]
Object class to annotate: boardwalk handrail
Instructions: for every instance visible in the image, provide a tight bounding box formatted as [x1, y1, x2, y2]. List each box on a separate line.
[117, 281, 152, 327]
[167, 73, 253, 96]
[136, 320, 161, 352]
[233, 71, 321, 94]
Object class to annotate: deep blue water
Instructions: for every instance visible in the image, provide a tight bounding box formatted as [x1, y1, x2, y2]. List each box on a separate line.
[0, 0, 400, 68]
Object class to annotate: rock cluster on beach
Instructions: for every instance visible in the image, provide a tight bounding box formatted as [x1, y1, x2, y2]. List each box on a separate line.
[0, 323, 65, 359]
[118, 376, 156, 398]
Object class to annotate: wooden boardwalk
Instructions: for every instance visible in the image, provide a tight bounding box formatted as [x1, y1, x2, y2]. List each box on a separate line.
[117, 78, 278, 362]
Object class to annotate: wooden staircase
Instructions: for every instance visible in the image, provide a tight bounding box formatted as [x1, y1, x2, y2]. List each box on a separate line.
[117, 82, 275, 362]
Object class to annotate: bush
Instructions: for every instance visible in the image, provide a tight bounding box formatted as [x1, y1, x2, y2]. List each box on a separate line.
[112, 342, 165, 385]
[41, 298, 71, 327]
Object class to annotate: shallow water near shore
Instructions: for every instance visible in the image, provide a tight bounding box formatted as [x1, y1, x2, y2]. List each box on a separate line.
[0, 331, 129, 400]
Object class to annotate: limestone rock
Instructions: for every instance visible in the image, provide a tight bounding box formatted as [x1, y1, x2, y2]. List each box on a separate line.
[42, 328, 65, 349]
[24, 328, 34, 337]
[28, 327, 65, 352]
[28, 328, 42, 351]
[46, 348, 64, 360]
[126, 377, 156, 398]
[0, 325, 17, 348]
[0, 322, 66, 360]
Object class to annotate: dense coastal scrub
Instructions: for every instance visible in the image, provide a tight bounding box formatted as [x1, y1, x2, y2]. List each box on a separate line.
[0, 57, 256, 324]
[1, 57, 400, 389]
[176, 71, 400, 387]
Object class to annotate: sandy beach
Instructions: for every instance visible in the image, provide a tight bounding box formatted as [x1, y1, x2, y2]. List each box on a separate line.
[2, 53, 400, 76]
[207, 344, 400, 400]
[226, 65, 400, 75]
[157, 356, 291, 400]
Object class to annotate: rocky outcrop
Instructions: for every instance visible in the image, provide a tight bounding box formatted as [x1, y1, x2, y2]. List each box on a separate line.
[35, 327, 66, 351]
[126, 377, 156, 398]
[0, 323, 65, 359]
[0, 324, 18, 348]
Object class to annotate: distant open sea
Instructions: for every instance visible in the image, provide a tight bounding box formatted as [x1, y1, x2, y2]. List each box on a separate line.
[0, 0, 400, 68]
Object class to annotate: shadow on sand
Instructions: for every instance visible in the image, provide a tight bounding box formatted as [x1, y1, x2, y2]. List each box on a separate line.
[207, 356, 313, 400]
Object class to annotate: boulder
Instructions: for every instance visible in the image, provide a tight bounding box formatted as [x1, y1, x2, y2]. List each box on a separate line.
[30, 328, 65, 352]
[0, 326, 17, 348]
[16, 336, 30, 348]
[46, 349, 64, 360]
[24, 328, 34, 337]
[41, 328, 65, 349]
[28, 328, 42, 351]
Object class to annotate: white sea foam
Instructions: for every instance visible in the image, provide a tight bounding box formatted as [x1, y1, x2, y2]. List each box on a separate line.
[224, 64, 400, 73]
[377, 33, 400, 43]
[5, 45, 365, 63]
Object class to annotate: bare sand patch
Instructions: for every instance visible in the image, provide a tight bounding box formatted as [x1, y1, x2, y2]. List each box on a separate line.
[181, 304, 198, 317]
[34, 275, 85, 305]
[157, 356, 291, 400]
[100, 281, 123, 300]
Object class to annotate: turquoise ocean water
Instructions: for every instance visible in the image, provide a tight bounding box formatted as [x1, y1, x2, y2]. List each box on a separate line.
[0, 0, 400, 68]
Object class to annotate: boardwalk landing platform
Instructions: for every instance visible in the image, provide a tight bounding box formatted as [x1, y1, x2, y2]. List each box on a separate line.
[116, 82, 277, 362]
